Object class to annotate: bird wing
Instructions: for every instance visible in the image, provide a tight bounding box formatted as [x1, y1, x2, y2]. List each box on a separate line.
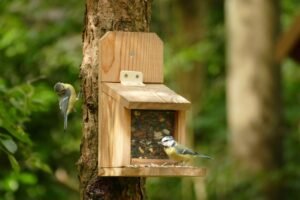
[175, 144, 198, 156]
[175, 144, 212, 159]
[59, 89, 70, 115]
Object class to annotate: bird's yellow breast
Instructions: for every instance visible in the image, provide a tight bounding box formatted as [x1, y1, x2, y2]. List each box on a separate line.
[164, 147, 193, 162]
[65, 84, 77, 114]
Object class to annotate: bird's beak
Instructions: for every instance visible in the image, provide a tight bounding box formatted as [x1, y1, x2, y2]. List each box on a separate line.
[157, 141, 162, 145]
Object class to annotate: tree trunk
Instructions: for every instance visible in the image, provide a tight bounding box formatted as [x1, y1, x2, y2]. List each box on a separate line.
[172, 1, 208, 199]
[226, 0, 283, 199]
[77, 0, 152, 199]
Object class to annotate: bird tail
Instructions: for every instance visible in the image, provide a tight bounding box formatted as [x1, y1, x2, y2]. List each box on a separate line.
[64, 114, 68, 131]
[197, 154, 212, 159]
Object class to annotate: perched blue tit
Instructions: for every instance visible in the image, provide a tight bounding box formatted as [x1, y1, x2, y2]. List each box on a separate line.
[54, 82, 77, 130]
[161, 136, 212, 163]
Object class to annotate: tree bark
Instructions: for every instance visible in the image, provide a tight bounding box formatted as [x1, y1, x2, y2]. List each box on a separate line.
[226, 0, 283, 199]
[77, 0, 152, 199]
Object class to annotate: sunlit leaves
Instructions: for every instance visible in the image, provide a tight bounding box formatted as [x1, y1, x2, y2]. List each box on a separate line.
[281, 0, 300, 28]
[7, 155, 20, 172]
[164, 31, 225, 80]
[0, 80, 55, 200]
[0, 81, 33, 145]
[0, 172, 38, 192]
[0, 79, 55, 174]
[0, 0, 82, 199]
[0, 14, 28, 57]
[0, 137, 18, 154]
[25, 153, 52, 174]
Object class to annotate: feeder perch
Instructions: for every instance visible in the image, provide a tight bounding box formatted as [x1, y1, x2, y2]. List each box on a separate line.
[98, 31, 206, 177]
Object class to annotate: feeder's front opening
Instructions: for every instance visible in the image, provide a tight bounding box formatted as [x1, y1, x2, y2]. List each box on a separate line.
[131, 110, 175, 159]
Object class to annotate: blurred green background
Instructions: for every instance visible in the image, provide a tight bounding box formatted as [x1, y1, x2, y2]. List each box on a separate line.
[0, 0, 299, 199]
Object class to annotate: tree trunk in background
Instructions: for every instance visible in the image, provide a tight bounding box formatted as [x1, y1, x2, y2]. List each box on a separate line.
[173, 0, 207, 100]
[226, 0, 283, 199]
[172, 1, 208, 199]
[78, 0, 152, 199]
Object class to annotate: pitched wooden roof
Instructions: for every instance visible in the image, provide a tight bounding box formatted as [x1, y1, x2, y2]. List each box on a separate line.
[102, 83, 190, 110]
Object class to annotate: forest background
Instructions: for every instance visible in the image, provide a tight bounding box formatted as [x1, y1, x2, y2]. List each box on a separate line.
[0, 0, 300, 199]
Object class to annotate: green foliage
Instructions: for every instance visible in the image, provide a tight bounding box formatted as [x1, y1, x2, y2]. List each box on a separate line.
[148, 1, 300, 200]
[0, 0, 83, 199]
[1, 0, 300, 199]
[147, 178, 191, 200]
[281, 60, 300, 199]
[0, 81, 33, 167]
[281, 0, 300, 28]
[0, 80, 55, 199]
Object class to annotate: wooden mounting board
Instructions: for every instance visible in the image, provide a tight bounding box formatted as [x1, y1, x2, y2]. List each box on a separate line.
[102, 82, 190, 110]
[99, 92, 131, 168]
[99, 31, 164, 83]
[99, 166, 206, 177]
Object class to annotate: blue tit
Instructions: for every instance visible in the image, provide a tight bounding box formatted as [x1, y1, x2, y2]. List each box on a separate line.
[161, 136, 212, 163]
[54, 82, 77, 130]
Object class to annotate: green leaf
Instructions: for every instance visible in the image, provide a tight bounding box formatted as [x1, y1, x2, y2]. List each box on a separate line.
[0, 138, 18, 154]
[3, 178, 19, 192]
[8, 154, 20, 172]
[1, 125, 32, 145]
[12, 127, 32, 145]
[26, 155, 52, 174]
[18, 172, 38, 185]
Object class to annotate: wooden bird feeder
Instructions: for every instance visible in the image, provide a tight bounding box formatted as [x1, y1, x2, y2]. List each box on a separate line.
[98, 31, 206, 177]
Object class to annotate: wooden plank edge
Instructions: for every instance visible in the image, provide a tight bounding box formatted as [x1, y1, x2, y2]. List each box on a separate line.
[98, 166, 206, 177]
[126, 102, 190, 110]
[131, 158, 176, 165]
[102, 83, 191, 110]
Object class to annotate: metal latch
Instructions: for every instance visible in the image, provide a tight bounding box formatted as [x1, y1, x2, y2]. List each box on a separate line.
[120, 70, 145, 86]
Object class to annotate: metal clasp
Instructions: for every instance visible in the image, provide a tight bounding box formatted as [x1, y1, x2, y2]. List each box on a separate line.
[120, 70, 145, 86]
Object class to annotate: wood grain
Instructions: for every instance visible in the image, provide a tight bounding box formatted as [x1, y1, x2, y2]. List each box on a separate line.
[174, 111, 187, 146]
[99, 92, 131, 168]
[131, 158, 177, 165]
[102, 83, 190, 110]
[99, 31, 164, 83]
[98, 31, 194, 176]
[99, 166, 206, 177]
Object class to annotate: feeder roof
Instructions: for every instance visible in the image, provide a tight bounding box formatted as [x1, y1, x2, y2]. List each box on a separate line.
[102, 83, 190, 110]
